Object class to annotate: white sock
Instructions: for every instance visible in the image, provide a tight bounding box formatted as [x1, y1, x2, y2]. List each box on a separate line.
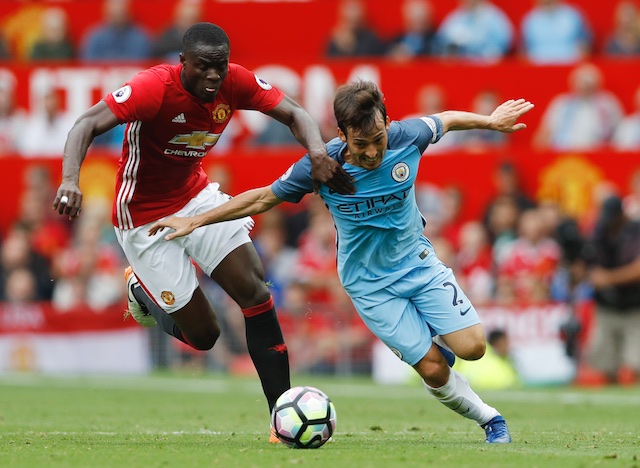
[424, 368, 499, 425]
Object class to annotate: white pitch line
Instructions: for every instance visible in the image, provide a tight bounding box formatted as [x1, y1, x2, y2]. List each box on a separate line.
[1, 374, 639, 406]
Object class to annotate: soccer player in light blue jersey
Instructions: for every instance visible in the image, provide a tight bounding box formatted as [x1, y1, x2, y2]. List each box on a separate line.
[149, 80, 533, 443]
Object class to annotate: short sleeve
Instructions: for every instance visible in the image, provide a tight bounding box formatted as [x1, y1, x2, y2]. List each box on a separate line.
[271, 154, 314, 203]
[103, 69, 164, 123]
[388, 117, 443, 154]
[231, 64, 285, 113]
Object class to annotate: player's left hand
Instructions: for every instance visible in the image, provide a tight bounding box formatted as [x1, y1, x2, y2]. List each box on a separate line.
[310, 153, 356, 195]
[489, 99, 535, 133]
[148, 216, 196, 240]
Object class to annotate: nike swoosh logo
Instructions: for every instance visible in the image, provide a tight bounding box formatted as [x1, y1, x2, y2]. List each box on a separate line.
[460, 307, 471, 316]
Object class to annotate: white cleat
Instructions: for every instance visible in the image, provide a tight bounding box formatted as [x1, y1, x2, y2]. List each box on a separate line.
[123, 266, 157, 327]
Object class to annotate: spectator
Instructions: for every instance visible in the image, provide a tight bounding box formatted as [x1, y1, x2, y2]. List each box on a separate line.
[52, 206, 124, 311]
[456, 221, 493, 306]
[14, 185, 70, 262]
[251, 208, 299, 308]
[3, 268, 39, 304]
[604, 0, 640, 56]
[483, 161, 536, 232]
[0, 73, 26, 156]
[16, 87, 76, 158]
[453, 329, 520, 390]
[248, 70, 302, 147]
[583, 195, 640, 385]
[402, 84, 463, 152]
[0, 32, 10, 60]
[497, 207, 562, 303]
[417, 184, 465, 249]
[623, 169, 640, 221]
[387, 0, 436, 61]
[152, 0, 203, 63]
[485, 196, 521, 267]
[291, 206, 341, 306]
[0, 225, 53, 302]
[433, 0, 514, 62]
[459, 89, 507, 152]
[80, 0, 151, 62]
[533, 63, 624, 151]
[521, 0, 593, 65]
[28, 7, 74, 61]
[325, 0, 386, 57]
[550, 217, 593, 359]
[612, 84, 640, 150]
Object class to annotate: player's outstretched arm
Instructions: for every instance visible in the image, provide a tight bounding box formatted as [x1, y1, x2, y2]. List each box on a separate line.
[53, 101, 119, 219]
[434, 98, 534, 134]
[148, 185, 284, 241]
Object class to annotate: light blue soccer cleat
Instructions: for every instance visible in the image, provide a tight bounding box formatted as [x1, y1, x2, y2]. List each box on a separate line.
[123, 267, 157, 327]
[482, 415, 512, 443]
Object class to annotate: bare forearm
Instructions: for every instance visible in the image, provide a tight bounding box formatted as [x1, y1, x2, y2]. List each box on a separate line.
[289, 106, 326, 159]
[62, 101, 119, 183]
[434, 99, 533, 134]
[61, 120, 96, 183]
[191, 186, 282, 229]
[606, 258, 640, 286]
[436, 110, 492, 132]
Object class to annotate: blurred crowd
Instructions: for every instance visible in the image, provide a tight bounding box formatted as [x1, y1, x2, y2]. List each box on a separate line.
[0, 0, 639, 385]
[2, 0, 640, 156]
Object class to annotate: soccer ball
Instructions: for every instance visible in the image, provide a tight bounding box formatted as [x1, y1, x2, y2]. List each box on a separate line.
[271, 386, 336, 448]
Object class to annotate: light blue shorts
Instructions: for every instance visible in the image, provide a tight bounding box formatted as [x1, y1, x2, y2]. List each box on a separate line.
[350, 251, 480, 366]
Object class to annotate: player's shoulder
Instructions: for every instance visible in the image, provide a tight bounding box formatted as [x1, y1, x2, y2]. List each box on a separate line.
[388, 118, 437, 151]
[132, 63, 178, 87]
[226, 63, 252, 81]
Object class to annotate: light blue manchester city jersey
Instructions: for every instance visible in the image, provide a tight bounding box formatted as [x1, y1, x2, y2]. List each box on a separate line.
[271, 117, 443, 297]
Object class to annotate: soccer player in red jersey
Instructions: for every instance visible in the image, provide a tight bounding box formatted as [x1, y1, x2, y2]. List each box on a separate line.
[53, 23, 354, 438]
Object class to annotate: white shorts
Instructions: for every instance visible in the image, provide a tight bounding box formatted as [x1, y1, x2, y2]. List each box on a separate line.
[115, 183, 254, 313]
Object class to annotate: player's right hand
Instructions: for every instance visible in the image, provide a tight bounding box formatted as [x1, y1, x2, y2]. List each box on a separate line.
[53, 183, 83, 220]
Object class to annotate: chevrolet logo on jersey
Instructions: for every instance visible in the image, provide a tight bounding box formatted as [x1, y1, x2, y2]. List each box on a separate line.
[169, 131, 220, 150]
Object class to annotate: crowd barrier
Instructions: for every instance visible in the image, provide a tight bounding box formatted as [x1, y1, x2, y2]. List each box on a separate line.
[0, 299, 585, 385]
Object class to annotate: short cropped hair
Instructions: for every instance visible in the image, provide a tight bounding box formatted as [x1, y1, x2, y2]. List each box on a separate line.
[183, 22, 230, 53]
[333, 80, 387, 136]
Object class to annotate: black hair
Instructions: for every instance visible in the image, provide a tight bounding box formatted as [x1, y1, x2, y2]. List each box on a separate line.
[183, 22, 230, 53]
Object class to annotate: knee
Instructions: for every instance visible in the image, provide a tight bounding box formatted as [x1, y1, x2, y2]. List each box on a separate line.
[187, 326, 221, 351]
[414, 353, 449, 387]
[458, 340, 486, 361]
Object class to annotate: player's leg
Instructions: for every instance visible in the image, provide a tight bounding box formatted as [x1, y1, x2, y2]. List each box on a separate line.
[414, 346, 510, 443]
[209, 241, 290, 413]
[584, 306, 619, 381]
[409, 257, 510, 442]
[620, 310, 640, 384]
[175, 183, 290, 414]
[351, 289, 508, 442]
[120, 227, 221, 350]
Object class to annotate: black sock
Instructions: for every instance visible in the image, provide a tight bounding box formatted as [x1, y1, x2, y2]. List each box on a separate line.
[245, 308, 291, 412]
[133, 285, 188, 345]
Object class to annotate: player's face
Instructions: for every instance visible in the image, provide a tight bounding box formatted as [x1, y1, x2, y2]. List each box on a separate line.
[180, 43, 230, 103]
[340, 115, 390, 171]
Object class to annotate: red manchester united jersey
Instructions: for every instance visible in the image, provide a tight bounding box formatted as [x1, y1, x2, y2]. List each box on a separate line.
[103, 63, 284, 229]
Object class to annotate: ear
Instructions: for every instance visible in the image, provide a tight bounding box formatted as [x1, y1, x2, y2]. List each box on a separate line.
[338, 127, 347, 142]
[179, 53, 186, 65]
[385, 115, 391, 130]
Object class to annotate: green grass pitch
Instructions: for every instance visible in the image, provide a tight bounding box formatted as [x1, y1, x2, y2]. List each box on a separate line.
[1, 372, 638, 467]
